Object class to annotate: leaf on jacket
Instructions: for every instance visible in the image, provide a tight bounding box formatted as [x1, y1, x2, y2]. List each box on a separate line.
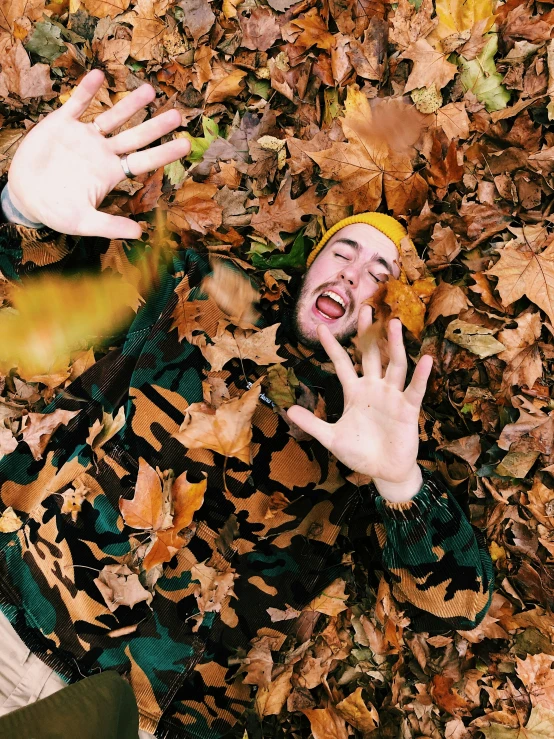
[0, 506, 23, 533]
[94, 563, 153, 613]
[60, 477, 89, 522]
[119, 458, 207, 571]
[200, 324, 284, 371]
[21, 408, 79, 461]
[173, 377, 262, 464]
[86, 406, 126, 460]
[190, 561, 238, 631]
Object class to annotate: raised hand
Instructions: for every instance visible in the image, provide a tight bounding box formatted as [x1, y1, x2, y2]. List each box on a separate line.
[6, 69, 190, 239]
[287, 305, 433, 502]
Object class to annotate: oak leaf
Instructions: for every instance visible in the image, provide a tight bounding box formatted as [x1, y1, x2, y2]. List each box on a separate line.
[173, 377, 262, 464]
[190, 561, 238, 631]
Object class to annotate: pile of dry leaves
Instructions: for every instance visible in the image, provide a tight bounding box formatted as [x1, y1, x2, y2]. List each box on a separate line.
[2, 0, 554, 735]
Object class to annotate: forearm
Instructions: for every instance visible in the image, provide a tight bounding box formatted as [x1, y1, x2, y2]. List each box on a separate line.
[375, 468, 494, 629]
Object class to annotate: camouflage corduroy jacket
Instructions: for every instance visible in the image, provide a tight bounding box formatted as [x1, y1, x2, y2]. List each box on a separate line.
[0, 173, 494, 738]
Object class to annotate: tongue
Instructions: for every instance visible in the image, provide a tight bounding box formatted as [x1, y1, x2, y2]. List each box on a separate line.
[316, 295, 345, 319]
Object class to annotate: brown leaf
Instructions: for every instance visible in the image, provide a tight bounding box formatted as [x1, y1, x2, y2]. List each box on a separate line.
[178, 0, 215, 43]
[240, 8, 281, 51]
[335, 687, 379, 733]
[282, 9, 335, 50]
[190, 561, 238, 631]
[201, 325, 284, 371]
[60, 478, 89, 523]
[94, 564, 153, 612]
[21, 409, 79, 461]
[306, 578, 349, 616]
[401, 39, 458, 92]
[201, 258, 260, 329]
[0, 506, 23, 533]
[384, 278, 428, 339]
[426, 281, 469, 324]
[205, 62, 247, 103]
[487, 243, 554, 326]
[174, 377, 262, 464]
[516, 654, 554, 711]
[302, 706, 349, 739]
[251, 175, 321, 248]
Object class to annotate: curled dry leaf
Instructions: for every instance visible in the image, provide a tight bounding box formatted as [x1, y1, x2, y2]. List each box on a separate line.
[21, 409, 79, 461]
[200, 324, 284, 372]
[119, 458, 207, 571]
[173, 376, 263, 464]
[94, 563, 153, 612]
[0, 506, 23, 533]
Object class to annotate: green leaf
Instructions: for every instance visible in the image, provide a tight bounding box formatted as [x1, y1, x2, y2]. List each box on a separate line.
[164, 159, 186, 187]
[247, 76, 271, 100]
[250, 231, 311, 270]
[459, 33, 511, 112]
[25, 21, 67, 64]
[183, 117, 219, 163]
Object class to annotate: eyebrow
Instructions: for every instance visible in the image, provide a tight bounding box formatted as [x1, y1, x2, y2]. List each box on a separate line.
[332, 238, 395, 275]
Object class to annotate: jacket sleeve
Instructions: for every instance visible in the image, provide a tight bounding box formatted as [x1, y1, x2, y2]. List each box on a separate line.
[0, 173, 84, 280]
[373, 466, 494, 631]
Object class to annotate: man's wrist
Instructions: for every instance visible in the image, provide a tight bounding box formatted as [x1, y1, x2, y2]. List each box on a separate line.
[372, 464, 423, 503]
[1, 182, 45, 228]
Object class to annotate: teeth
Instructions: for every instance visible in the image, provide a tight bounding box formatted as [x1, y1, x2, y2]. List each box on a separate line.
[321, 290, 346, 308]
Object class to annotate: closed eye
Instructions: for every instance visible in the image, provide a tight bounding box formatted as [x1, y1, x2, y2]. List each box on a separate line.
[334, 252, 349, 260]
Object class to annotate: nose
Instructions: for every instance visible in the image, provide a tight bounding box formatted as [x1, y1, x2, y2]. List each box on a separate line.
[339, 264, 359, 288]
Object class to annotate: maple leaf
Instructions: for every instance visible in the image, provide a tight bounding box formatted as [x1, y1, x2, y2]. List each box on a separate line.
[119, 458, 207, 571]
[486, 243, 554, 325]
[165, 180, 223, 235]
[306, 578, 349, 616]
[401, 39, 458, 92]
[251, 175, 321, 249]
[60, 478, 89, 523]
[309, 86, 427, 215]
[173, 377, 262, 464]
[200, 324, 284, 371]
[282, 9, 335, 50]
[94, 563, 153, 612]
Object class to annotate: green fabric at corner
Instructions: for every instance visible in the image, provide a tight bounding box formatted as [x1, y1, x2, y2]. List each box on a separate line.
[0, 670, 138, 739]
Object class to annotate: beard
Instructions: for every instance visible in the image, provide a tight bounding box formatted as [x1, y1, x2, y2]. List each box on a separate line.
[291, 273, 358, 349]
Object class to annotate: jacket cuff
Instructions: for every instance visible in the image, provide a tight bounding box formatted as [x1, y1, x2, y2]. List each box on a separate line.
[374, 466, 449, 522]
[0, 181, 45, 229]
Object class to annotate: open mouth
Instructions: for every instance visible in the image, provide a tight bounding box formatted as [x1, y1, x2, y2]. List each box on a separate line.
[315, 290, 347, 320]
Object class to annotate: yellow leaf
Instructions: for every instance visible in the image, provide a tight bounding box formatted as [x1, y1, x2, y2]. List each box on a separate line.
[335, 687, 379, 733]
[201, 325, 284, 372]
[384, 279, 427, 339]
[306, 578, 349, 616]
[0, 506, 23, 533]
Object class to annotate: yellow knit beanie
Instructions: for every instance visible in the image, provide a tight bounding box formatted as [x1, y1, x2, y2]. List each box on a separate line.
[306, 212, 411, 268]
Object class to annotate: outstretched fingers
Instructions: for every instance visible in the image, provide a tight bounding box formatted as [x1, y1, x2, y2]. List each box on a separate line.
[359, 305, 382, 378]
[60, 69, 108, 120]
[403, 354, 433, 407]
[286, 405, 333, 448]
[384, 319, 408, 389]
[317, 323, 358, 389]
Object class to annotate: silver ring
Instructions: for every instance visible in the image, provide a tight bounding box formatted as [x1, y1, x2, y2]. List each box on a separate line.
[92, 119, 107, 136]
[120, 154, 136, 179]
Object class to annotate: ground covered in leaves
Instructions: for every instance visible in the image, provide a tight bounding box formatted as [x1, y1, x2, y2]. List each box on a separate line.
[2, 0, 554, 736]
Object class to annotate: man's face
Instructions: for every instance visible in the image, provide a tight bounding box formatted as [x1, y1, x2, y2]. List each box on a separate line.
[293, 223, 401, 348]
